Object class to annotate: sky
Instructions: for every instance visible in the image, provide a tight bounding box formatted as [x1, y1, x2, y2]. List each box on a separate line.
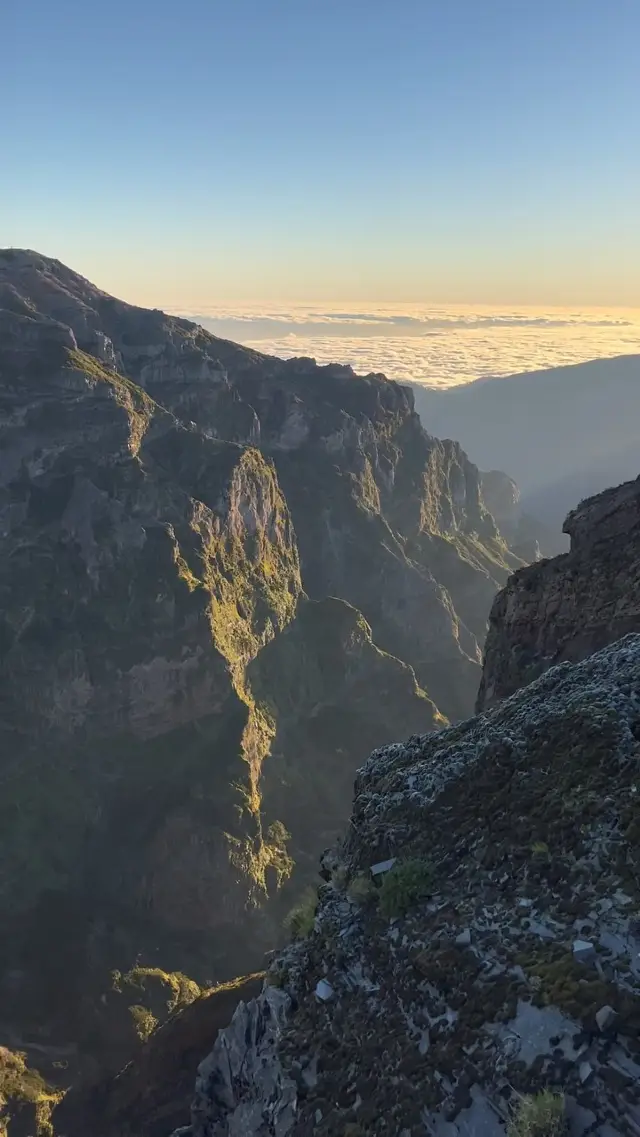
[2, 0, 639, 308]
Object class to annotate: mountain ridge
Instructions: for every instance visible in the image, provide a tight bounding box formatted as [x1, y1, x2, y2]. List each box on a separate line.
[0, 248, 522, 1082]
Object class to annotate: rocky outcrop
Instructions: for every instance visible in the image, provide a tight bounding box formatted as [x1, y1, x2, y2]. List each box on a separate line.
[0, 249, 521, 1056]
[185, 636, 640, 1137]
[51, 975, 264, 1137]
[479, 469, 542, 564]
[478, 475, 640, 711]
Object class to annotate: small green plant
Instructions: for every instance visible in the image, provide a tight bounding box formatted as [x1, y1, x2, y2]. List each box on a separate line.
[507, 1091, 565, 1137]
[378, 858, 433, 919]
[266, 963, 290, 989]
[284, 886, 318, 939]
[531, 841, 550, 859]
[347, 872, 377, 903]
[128, 1004, 158, 1042]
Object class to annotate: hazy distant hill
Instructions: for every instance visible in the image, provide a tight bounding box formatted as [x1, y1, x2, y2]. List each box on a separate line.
[411, 354, 640, 547]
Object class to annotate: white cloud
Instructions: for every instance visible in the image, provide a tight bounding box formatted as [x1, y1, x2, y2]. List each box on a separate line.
[168, 303, 640, 389]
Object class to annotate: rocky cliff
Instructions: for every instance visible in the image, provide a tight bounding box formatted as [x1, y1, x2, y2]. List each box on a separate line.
[0, 249, 519, 1059]
[478, 475, 640, 711]
[153, 635, 640, 1137]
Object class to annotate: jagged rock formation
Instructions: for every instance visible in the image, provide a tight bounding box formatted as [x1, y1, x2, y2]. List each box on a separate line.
[51, 974, 263, 1137]
[184, 636, 640, 1137]
[478, 475, 640, 711]
[0, 249, 519, 1052]
[479, 470, 542, 564]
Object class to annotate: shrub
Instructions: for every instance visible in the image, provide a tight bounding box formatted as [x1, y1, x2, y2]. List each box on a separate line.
[284, 886, 318, 939]
[0, 1047, 60, 1137]
[122, 967, 201, 1013]
[347, 872, 377, 903]
[128, 1004, 158, 1042]
[0, 1047, 48, 1104]
[378, 858, 433, 919]
[508, 1091, 565, 1137]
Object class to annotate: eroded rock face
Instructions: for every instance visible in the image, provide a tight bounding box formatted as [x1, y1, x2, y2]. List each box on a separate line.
[50, 975, 265, 1137]
[0, 249, 520, 1048]
[477, 475, 640, 711]
[191, 636, 640, 1137]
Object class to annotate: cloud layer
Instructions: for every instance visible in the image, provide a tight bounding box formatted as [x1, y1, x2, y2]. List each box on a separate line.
[169, 303, 640, 388]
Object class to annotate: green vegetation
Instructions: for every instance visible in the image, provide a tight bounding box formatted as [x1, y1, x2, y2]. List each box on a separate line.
[115, 966, 202, 1014]
[284, 886, 319, 939]
[507, 1092, 565, 1137]
[128, 1004, 159, 1042]
[0, 1047, 61, 1137]
[378, 858, 434, 919]
[347, 872, 377, 903]
[66, 348, 155, 456]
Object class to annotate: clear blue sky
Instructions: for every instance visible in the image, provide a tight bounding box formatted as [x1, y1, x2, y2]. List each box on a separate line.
[2, 0, 638, 306]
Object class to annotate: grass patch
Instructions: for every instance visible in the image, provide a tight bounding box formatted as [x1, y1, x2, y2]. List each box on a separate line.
[508, 1091, 565, 1137]
[284, 886, 319, 939]
[378, 858, 434, 919]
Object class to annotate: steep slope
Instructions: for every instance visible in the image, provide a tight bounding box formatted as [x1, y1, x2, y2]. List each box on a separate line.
[0, 248, 519, 1057]
[478, 475, 640, 711]
[51, 974, 264, 1137]
[174, 636, 640, 1137]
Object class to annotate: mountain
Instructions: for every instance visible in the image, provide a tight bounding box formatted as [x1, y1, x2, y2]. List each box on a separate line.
[151, 479, 640, 1137]
[478, 474, 640, 710]
[410, 354, 640, 553]
[521, 440, 640, 537]
[0, 249, 521, 1069]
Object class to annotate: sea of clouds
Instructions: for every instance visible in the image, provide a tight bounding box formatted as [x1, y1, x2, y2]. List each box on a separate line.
[169, 303, 640, 388]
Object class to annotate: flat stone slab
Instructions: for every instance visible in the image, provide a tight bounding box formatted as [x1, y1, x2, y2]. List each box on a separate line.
[371, 858, 397, 877]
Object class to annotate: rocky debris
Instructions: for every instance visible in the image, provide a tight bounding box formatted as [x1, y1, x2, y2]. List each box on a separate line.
[478, 474, 640, 710]
[370, 859, 397, 878]
[314, 980, 334, 1003]
[595, 1006, 617, 1034]
[572, 941, 596, 965]
[191, 986, 296, 1137]
[188, 636, 640, 1137]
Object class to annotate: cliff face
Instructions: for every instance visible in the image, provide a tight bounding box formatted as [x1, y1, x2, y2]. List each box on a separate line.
[477, 475, 640, 711]
[0, 249, 519, 1045]
[173, 635, 640, 1137]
